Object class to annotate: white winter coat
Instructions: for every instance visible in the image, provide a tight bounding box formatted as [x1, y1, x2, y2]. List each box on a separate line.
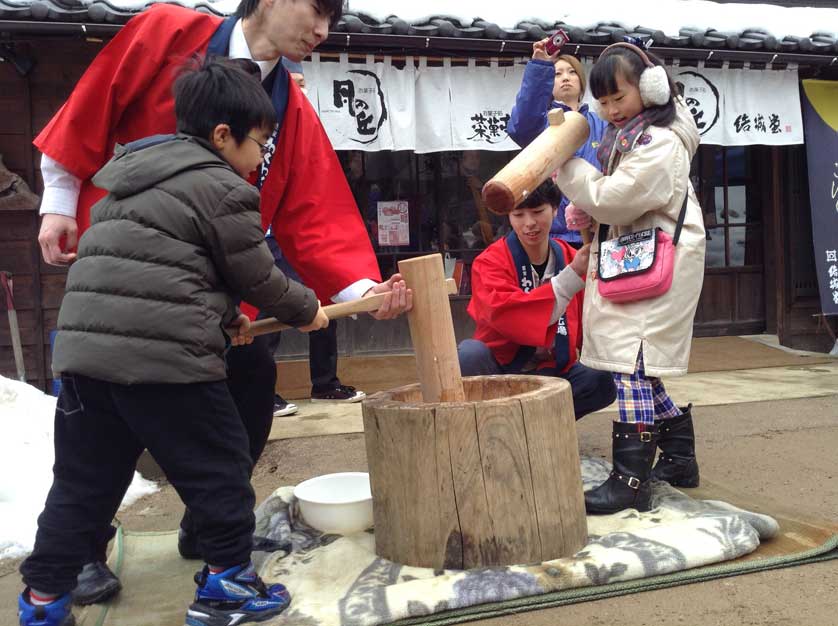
[553, 101, 705, 377]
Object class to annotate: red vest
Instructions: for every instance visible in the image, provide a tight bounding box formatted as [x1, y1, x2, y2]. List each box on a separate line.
[467, 237, 583, 373]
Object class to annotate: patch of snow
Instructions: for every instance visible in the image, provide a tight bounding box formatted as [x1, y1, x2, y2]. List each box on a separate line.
[0, 376, 158, 561]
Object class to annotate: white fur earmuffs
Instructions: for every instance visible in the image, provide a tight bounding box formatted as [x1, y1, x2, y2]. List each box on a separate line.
[595, 42, 672, 110]
[638, 64, 671, 106]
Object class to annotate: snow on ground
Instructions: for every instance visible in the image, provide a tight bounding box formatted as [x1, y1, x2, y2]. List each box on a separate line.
[0, 375, 157, 560]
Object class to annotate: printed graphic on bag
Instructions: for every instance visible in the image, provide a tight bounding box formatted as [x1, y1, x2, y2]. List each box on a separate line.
[599, 229, 657, 280]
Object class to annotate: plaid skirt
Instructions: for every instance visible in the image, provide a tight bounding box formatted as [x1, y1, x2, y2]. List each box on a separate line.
[612, 350, 683, 424]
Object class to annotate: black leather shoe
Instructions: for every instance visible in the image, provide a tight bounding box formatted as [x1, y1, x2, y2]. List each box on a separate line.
[72, 561, 122, 605]
[585, 422, 659, 515]
[652, 405, 700, 487]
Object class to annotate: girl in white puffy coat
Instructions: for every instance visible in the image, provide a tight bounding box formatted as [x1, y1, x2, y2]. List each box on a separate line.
[556, 43, 705, 515]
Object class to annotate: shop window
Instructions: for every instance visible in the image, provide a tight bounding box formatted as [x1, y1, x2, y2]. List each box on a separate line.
[338, 149, 516, 295]
[693, 146, 763, 268]
[338, 145, 765, 294]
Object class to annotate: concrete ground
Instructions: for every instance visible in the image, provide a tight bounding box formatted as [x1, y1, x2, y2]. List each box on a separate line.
[3, 358, 837, 625]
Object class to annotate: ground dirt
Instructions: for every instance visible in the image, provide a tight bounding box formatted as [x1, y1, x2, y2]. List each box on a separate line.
[3, 394, 837, 625]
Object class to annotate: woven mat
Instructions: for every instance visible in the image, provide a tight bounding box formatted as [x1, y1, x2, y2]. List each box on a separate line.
[77, 459, 837, 626]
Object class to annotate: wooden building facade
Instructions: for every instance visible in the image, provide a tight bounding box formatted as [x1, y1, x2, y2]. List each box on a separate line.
[0, 23, 836, 390]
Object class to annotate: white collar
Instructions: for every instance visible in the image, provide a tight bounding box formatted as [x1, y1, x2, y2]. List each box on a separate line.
[229, 18, 279, 82]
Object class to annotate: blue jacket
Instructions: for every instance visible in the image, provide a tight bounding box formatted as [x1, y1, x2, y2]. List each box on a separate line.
[507, 59, 608, 242]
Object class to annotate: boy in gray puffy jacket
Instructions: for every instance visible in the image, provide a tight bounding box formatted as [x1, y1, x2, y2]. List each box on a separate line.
[18, 58, 326, 626]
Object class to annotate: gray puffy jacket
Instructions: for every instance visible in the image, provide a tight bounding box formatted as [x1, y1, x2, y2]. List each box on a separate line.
[53, 134, 318, 384]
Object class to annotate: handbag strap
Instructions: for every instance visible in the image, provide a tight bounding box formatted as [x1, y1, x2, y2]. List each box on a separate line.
[672, 187, 689, 246]
[597, 188, 690, 245]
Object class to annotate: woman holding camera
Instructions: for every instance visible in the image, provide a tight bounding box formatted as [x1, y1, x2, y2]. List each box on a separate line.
[506, 37, 608, 247]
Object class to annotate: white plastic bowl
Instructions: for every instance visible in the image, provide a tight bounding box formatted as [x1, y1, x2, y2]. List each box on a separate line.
[293, 472, 373, 535]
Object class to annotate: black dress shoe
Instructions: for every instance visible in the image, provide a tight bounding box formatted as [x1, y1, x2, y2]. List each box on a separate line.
[72, 561, 122, 605]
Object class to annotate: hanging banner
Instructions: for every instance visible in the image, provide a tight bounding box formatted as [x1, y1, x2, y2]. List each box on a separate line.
[801, 79, 838, 316]
[674, 65, 803, 146]
[448, 58, 524, 152]
[303, 57, 803, 151]
[311, 53, 415, 151]
[414, 58, 453, 153]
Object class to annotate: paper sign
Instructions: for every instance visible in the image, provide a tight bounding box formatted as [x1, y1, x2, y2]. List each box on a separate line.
[377, 201, 409, 246]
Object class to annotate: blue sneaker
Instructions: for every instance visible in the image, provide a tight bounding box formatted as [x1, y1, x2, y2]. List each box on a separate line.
[18, 590, 75, 626]
[185, 563, 291, 626]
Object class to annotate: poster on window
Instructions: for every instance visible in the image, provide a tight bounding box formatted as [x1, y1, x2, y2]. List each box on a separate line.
[801, 79, 838, 315]
[377, 201, 410, 247]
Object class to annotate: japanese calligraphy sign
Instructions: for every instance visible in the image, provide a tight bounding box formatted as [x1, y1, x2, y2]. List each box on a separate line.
[303, 55, 801, 152]
[449, 58, 523, 151]
[304, 53, 416, 151]
[801, 80, 838, 315]
[674, 66, 803, 146]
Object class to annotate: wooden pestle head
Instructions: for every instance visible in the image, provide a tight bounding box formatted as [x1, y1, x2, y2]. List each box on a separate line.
[481, 109, 589, 215]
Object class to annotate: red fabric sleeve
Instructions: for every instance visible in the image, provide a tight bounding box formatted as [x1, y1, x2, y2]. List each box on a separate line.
[469, 244, 558, 348]
[262, 82, 381, 303]
[33, 5, 221, 183]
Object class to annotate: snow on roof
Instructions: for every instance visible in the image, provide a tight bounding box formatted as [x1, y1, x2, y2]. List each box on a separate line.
[1, 0, 836, 53]
[350, 0, 838, 40]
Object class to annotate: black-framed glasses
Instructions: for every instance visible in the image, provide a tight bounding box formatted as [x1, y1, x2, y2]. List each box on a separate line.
[247, 135, 270, 156]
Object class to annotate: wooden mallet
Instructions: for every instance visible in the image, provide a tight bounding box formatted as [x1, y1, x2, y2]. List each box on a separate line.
[482, 108, 593, 244]
[230, 278, 458, 338]
[482, 109, 589, 215]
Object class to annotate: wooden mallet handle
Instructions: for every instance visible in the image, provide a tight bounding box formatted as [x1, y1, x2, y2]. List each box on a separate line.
[229, 278, 458, 338]
[482, 109, 590, 214]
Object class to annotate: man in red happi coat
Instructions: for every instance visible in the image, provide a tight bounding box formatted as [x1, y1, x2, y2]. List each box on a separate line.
[460, 180, 616, 419]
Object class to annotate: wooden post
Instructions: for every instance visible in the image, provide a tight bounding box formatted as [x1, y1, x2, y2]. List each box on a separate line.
[481, 109, 590, 215]
[397, 253, 465, 403]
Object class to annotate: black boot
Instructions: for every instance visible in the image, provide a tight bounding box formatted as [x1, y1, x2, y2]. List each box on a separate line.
[585, 421, 659, 514]
[652, 404, 699, 488]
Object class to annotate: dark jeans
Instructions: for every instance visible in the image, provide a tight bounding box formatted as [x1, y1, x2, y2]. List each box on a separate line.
[20, 375, 255, 594]
[264, 235, 340, 393]
[458, 339, 616, 419]
[178, 337, 277, 538]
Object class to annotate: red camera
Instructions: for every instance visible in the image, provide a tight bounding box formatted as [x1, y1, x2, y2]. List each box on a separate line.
[545, 29, 569, 56]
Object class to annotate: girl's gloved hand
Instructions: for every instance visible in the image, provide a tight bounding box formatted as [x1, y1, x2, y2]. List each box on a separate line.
[565, 203, 592, 231]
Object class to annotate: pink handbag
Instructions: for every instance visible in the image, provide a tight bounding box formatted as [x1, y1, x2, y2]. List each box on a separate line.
[596, 193, 688, 304]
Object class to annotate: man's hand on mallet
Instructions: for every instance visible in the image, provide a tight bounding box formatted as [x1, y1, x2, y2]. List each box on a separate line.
[365, 273, 413, 320]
